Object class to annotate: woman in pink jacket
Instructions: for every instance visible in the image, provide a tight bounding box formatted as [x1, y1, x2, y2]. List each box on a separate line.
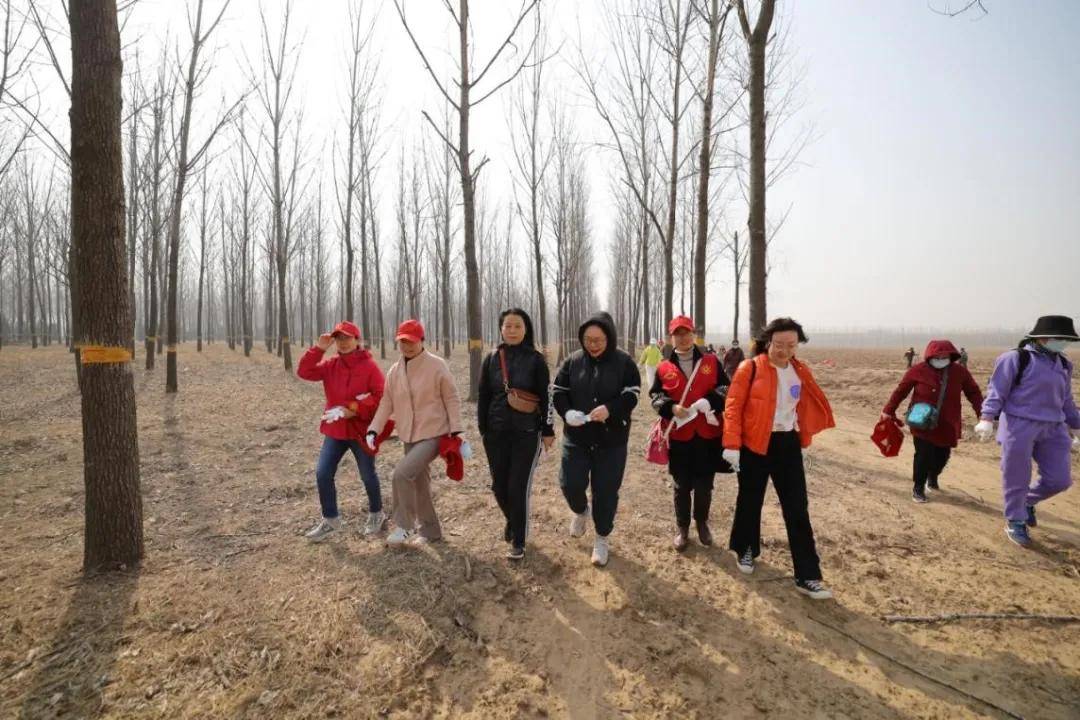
[367, 319, 464, 547]
[297, 321, 385, 542]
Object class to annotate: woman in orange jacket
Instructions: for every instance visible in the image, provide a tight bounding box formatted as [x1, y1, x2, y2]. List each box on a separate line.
[722, 318, 836, 600]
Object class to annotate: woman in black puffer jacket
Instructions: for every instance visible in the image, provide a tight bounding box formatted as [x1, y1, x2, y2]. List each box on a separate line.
[477, 308, 555, 560]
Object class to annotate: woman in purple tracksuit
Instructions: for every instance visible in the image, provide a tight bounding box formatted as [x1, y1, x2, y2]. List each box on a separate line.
[975, 315, 1080, 547]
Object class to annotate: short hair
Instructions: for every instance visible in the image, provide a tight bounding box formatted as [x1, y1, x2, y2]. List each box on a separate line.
[754, 317, 808, 355]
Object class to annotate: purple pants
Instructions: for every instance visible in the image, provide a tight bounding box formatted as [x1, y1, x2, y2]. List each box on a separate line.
[998, 414, 1073, 522]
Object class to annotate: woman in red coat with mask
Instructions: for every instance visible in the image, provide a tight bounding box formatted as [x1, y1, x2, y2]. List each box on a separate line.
[882, 339, 983, 503]
[297, 321, 386, 541]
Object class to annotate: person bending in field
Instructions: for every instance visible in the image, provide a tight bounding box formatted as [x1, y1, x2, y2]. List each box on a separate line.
[881, 340, 983, 503]
[297, 321, 386, 542]
[723, 317, 836, 600]
[975, 315, 1080, 547]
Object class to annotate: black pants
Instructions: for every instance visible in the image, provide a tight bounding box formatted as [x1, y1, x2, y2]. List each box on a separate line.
[673, 473, 714, 528]
[483, 431, 542, 546]
[912, 437, 951, 492]
[559, 442, 628, 537]
[728, 431, 822, 581]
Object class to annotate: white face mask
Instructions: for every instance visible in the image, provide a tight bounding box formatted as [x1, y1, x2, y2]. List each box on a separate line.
[1044, 339, 1071, 353]
[929, 358, 950, 369]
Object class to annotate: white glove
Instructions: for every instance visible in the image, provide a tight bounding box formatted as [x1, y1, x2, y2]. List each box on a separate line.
[974, 419, 995, 442]
[565, 410, 588, 427]
[363, 430, 377, 451]
[355, 392, 371, 402]
[460, 439, 473, 460]
[321, 406, 347, 423]
[722, 448, 741, 472]
[691, 398, 712, 414]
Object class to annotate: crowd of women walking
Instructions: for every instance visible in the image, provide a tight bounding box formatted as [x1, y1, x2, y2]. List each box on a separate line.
[297, 309, 1080, 601]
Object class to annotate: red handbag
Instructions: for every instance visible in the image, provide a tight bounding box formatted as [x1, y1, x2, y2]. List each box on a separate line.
[871, 417, 904, 458]
[645, 359, 702, 465]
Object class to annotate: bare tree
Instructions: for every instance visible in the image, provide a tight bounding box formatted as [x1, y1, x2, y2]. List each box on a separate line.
[691, 0, 732, 339]
[509, 24, 552, 353]
[69, 0, 143, 570]
[164, 0, 233, 392]
[195, 168, 210, 351]
[734, 0, 776, 336]
[394, 0, 541, 400]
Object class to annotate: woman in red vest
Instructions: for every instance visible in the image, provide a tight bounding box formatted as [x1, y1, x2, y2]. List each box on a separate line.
[649, 315, 732, 551]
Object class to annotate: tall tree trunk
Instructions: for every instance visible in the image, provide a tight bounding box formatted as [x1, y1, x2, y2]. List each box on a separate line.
[70, 0, 143, 570]
[459, 0, 482, 401]
[695, 0, 723, 342]
[737, 0, 775, 337]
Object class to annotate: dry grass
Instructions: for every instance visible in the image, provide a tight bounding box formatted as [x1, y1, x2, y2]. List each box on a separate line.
[1, 342, 1078, 718]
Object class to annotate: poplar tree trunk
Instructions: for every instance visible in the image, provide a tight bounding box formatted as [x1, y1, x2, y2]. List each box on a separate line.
[70, 0, 144, 570]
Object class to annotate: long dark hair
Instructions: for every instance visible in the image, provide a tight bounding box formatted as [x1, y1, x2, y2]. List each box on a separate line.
[499, 307, 537, 350]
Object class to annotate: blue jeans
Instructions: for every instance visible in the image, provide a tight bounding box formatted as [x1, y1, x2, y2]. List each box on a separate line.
[315, 436, 383, 519]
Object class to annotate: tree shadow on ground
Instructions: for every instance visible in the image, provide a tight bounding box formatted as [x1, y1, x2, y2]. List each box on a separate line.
[12, 570, 139, 719]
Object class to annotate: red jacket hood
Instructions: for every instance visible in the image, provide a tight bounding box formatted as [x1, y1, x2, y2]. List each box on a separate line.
[923, 340, 960, 362]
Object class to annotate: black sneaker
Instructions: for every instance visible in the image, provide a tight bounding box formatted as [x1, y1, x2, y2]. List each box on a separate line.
[795, 578, 833, 600]
[506, 544, 525, 561]
[912, 489, 928, 504]
[1025, 505, 1037, 528]
[927, 476, 939, 491]
[737, 548, 755, 575]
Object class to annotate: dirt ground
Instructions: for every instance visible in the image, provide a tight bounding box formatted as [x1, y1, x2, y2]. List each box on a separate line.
[1, 342, 1078, 719]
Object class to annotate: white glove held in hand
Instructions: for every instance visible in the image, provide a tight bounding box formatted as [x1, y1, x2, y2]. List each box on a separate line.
[974, 420, 995, 442]
[355, 393, 371, 402]
[722, 448, 741, 472]
[460, 440, 473, 460]
[565, 410, 588, 427]
[691, 398, 712, 414]
[363, 431, 377, 451]
[322, 406, 347, 423]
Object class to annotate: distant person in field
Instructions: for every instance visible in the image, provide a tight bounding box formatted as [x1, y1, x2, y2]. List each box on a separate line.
[904, 347, 917, 368]
[974, 315, 1080, 547]
[638, 337, 663, 388]
[552, 311, 641, 567]
[722, 339, 745, 378]
[367, 319, 464, 547]
[881, 340, 984, 503]
[296, 321, 386, 542]
[723, 317, 836, 600]
[649, 315, 732, 552]
[477, 308, 555, 561]
[959, 347, 969, 367]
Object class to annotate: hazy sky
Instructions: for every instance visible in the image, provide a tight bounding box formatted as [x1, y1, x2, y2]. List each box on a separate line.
[26, 0, 1079, 334]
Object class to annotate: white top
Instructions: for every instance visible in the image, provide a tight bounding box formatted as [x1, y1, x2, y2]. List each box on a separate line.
[772, 362, 801, 432]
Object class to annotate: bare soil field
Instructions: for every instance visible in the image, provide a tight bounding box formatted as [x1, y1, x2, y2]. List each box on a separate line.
[1, 343, 1078, 719]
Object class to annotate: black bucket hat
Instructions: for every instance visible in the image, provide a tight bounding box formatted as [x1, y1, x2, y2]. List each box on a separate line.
[1025, 315, 1079, 341]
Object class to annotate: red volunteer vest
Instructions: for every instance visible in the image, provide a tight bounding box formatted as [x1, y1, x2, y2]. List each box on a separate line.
[657, 353, 723, 441]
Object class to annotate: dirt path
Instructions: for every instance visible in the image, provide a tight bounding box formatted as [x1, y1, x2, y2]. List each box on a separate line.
[1, 344, 1077, 718]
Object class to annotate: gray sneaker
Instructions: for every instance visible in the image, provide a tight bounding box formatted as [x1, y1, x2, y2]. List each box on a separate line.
[304, 517, 342, 543]
[363, 510, 386, 536]
[569, 508, 589, 538]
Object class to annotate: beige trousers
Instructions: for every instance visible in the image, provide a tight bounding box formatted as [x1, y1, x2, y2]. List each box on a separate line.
[391, 438, 443, 540]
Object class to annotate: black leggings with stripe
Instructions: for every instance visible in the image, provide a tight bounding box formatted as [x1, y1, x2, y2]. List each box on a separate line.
[483, 430, 543, 546]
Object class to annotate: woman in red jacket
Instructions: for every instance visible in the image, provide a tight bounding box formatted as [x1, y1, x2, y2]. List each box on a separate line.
[297, 321, 386, 542]
[881, 339, 983, 503]
[649, 315, 731, 551]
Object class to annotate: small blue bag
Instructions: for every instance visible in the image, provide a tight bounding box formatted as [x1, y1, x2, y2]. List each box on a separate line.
[905, 367, 949, 431]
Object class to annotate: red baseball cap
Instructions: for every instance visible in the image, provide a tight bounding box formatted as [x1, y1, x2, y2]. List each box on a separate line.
[668, 315, 695, 335]
[331, 321, 361, 339]
[395, 319, 425, 343]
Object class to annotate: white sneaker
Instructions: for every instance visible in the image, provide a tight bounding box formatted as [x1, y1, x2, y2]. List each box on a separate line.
[591, 536, 610, 567]
[569, 508, 589, 538]
[386, 527, 411, 547]
[304, 517, 342, 543]
[363, 510, 386, 536]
